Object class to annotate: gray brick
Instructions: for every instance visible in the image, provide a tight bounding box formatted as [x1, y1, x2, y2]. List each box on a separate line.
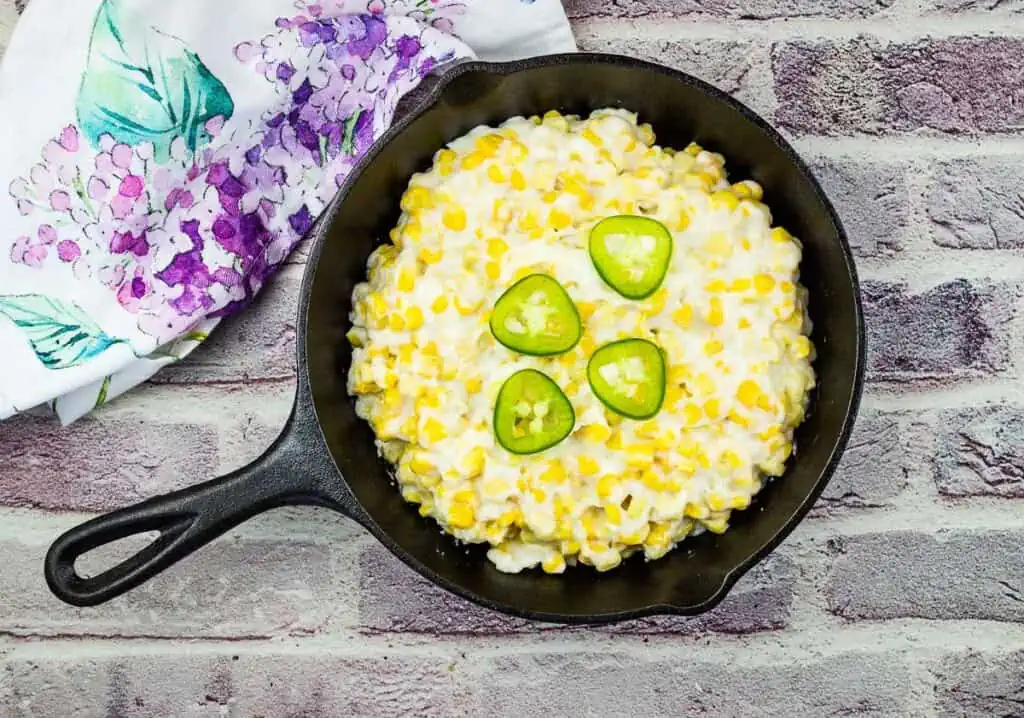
[0, 413, 218, 511]
[810, 157, 909, 257]
[575, 35, 760, 100]
[921, 0, 1024, 11]
[359, 543, 795, 634]
[933, 404, 1024, 498]
[2, 651, 460, 718]
[826, 530, 1024, 621]
[153, 267, 300, 384]
[465, 652, 916, 716]
[863, 279, 1016, 383]
[565, 0, 894, 19]
[774, 37, 1024, 135]
[0, 531, 358, 639]
[813, 410, 910, 512]
[926, 158, 1024, 249]
[934, 650, 1024, 718]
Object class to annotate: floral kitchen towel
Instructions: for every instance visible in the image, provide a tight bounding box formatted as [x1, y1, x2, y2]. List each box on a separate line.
[0, 0, 575, 423]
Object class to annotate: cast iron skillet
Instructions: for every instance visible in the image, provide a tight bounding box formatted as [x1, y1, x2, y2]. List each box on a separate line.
[45, 54, 864, 622]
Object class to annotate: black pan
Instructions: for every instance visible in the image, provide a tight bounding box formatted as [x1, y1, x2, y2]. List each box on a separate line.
[45, 53, 865, 623]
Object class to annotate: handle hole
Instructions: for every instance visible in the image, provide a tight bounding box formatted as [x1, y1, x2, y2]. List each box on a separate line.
[75, 531, 160, 579]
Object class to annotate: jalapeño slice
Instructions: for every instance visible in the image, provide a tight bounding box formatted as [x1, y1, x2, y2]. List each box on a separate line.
[494, 369, 575, 454]
[589, 215, 673, 299]
[490, 274, 582, 356]
[587, 339, 667, 420]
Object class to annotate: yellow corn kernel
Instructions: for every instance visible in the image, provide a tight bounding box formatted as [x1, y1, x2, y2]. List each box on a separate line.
[738, 317, 752, 329]
[635, 420, 660, 439]
[646, 522, 671, 547]
[542, 553, 566, 574]
[704, 339, 724, 356]
[638, 123, 655, 145]
[465, 377, 483, 395]
[770, 227, 793, 244]
[482, 163, 506, 183]
[691, 372, 715, 396]
[486, 237, 508, 258]
[397, 268, 415, 293]
[705, 278, 728, 294]
[405, 306, 424, 330]
[706, 493, 727, 512]
[431, 295, 449, 313]
[454, 296, 481, 316]
[548, 208, 572, 231]
[564, 380, 580, 398]
[442, 205, 467, 232]
[730, 494, 751, 510]
[728, 409, 750, 429]
[792, 335, 812, 359]
[780, 280, 795, 294]
[409, 452, 434, 475]
[703, 515, 729, 534]
[754, 274, 776, 294]
[730, 277, 752, 293]
[643, 288, 668, 315]
[641, 469, 664, 491]
[581, 127, 603, 146]
[703, 398, 722, 420]
[400, 186, 434, 212]
[579, 424, 612, 444]
[540, 461, 568, 484]
[461, 447, 486, 478]
[510, 168, 526, 191]
[604, 504, 622, 525]
[422, 418, 447, 444]
[460, 151, 486, 170]
[485, 262, 501, 281]
[672, 304, 694, 329]
[497, 509, 523, 528]
[706, 297, 725, 326]
[388, 313, 406, 332]
[576, 301, 597, 321]
[448, 503, 475, 530]
[418, 246, 443, 265]
[681, 403, 701, 426]
[711, 190, 740, 212]
[596, 474, 617, 499]
[721, 450, 743, 470]
[531, 488, 547, 503]
[736, 379, 761, 409]
[578, 455, 600, 476]
[684, 502, 709, 520]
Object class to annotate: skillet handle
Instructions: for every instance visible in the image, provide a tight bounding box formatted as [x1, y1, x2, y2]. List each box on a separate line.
[45, 400, 339, 607]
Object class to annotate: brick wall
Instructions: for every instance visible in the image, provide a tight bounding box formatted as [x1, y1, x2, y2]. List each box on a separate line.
[3, 1, 1024, 715]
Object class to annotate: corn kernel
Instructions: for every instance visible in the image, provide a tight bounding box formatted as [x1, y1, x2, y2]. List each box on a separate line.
[540, 461, 568, 484]
[730, 494, 751, 510]
[548, 208, 572, 231]
[405, 306, 424, 330]
[510, 168, 526, 191]
[703, 398, 722, 420]
[397, 268, 415, 293]
[418, 246, 443, 264]
[461, 447, 486, 478]
[578, 455, 600, 476]
[730, 277, 752, 293]
[754, 274, 776, 294]
[596, 474, 617, 499]
[792, 335, 812, 359]
[581, 127, 603, 146]
[706, 297, 725, 326]
[736, 379, 761, 408]
[455, 296, 481, 316]
[579, 424, 612, 444]
[604, 504, 622, 524]
[485, 262, 501, 281]
[531, 488, 547, 503]
[442, 206, 467, 232]
[770, 227, 793, 244]
[704, 339, 724, 356]
[431, 295, 449, 314]
[711, 190, 740, 212]
[672, 304, 694, 329]
[448, 503, 475, 529]
[388, 314, 406, 332]
[738, 317, 751, 329]
[542, 554, 566, 574]
[422, 418, 447, 444]
[684, 502, 709, 520]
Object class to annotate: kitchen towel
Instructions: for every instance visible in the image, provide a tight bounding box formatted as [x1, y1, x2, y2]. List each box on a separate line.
[0, 0, 576, 423]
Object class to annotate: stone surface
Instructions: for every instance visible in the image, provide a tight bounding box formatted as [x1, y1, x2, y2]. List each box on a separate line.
[862, 279, 1017, 383]
[774, 37, 1024, 135]
[932, 404, 1024, 498]
[934, 650, 1024, 718]
[925, 157, 1024, 249]
[565, 0, 895, 19]
[826, 530, 1024, 622]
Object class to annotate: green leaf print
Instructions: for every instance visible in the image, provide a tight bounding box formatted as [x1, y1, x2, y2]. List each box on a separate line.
[0, 295, 128, 370]
[75, 0, 234, 160]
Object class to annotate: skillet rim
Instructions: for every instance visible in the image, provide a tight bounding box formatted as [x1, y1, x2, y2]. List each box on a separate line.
[298, 52, 866, 624]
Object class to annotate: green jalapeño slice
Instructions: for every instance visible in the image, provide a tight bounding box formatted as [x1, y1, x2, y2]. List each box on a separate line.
[589, 215, 673, 299]
[587, 339, 667, 420]
[494, 369, 575, 454]
[490, 274, 582, 356]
